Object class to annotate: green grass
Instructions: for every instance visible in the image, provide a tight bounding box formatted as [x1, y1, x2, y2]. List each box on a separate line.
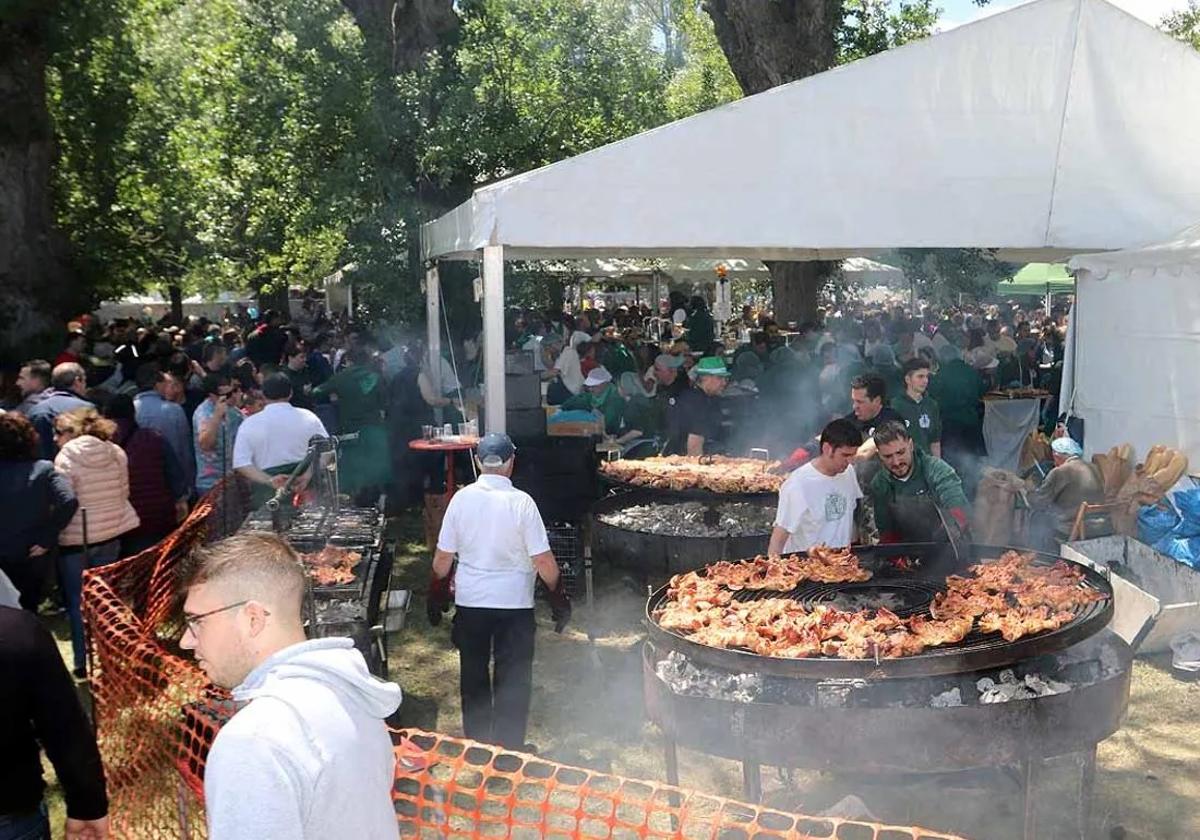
[37, 512, 1200, 839]
[387, 511, 1200, 840]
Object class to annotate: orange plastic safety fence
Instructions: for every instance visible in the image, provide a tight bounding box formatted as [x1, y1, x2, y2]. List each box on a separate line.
[82, 476, 250, 839]
[390, 730, 970, 840]
[82, 478, 967, 840]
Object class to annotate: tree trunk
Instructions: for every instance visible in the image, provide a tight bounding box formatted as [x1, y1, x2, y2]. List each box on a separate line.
[704, 0, 842, 325]
[167, 283, 184, 324]
[765, 260, 832, 326]
[339, 0, 458, 73]
[0, 9, 79, 362]
[703, 0, 841, 94]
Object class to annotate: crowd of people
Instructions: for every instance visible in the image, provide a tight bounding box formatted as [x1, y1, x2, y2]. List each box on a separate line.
[0, 287, 1077, 840]
[506, 293, 1068, 474]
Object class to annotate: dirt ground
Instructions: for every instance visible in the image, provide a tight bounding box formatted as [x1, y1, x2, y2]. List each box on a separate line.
[36, 511, 1199, 839]
[384, 514, 1200, 840]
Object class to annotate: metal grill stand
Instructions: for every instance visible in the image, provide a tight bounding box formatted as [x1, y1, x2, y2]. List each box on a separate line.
[642, 546, 1131, 840]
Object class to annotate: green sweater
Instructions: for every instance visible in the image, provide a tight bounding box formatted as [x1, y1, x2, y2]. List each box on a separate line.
[869, 449, 969, 536]
[561, 384, 624, 434]
[312, 364, 385, 431]
[890, 392, 942, 454]
[930, 360, 985, 429]
[601, 342, 638, 379]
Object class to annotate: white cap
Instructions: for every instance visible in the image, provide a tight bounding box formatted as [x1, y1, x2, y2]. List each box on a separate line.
[583, 367, 612, 387]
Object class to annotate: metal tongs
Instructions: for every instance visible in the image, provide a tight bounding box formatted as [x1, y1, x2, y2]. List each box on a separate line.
[749, 448, 770, 472]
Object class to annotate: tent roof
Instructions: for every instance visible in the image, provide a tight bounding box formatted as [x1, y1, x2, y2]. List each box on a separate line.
[422, 0, 1200, 263]
[539, 256, 901, 281]
[1068, 221, 1200, 277]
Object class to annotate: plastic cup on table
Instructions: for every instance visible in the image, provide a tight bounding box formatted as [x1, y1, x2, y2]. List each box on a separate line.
[422, 425, 434, 440]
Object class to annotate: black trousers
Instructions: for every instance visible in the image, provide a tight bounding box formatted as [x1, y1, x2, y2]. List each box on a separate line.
[451, 606, 535, 750]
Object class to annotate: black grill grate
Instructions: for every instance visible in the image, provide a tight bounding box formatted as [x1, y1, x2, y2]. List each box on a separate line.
[647, 545, 1116, 679]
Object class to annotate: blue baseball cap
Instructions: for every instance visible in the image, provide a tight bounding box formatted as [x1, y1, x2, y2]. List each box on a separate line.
[477, 433, 516, 467]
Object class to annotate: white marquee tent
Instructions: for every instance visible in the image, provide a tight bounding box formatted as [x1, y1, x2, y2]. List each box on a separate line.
[420, 0, 1200, 432]
[1065, 224, 1200, 466]
[538, 256, 901, 283]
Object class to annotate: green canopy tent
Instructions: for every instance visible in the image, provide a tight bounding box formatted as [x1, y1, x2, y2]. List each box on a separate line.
[995, 263, 1075, 313]
[997, 263, 1076, 296]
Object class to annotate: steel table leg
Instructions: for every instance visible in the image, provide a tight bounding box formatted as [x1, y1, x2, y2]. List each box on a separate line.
[1078, 746, 1097, 840]
[1021, 758, 1040, 840]
[664, 736, 679, 788]
[742, 760, 763, 803]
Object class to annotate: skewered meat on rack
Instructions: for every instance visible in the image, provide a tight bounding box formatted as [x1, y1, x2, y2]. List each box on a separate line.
[601, 456, 784, 494]
[300, 546, 362, 586]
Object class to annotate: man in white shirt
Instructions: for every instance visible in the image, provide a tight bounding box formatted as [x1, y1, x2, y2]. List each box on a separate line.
[232, 373, 328, 490]
[429, 434, 569, 749]
[769, 419, 864, 555]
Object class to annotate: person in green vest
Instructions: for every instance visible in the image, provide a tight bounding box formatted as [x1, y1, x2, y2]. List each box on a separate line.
[313, 346, 391, 501]
[560, 366, 624, 435]
[890, 357, 942, 458]
[870, 421, 970, 545]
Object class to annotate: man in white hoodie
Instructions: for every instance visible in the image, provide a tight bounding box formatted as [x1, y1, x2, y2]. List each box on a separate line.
[179, 533, 402, 839]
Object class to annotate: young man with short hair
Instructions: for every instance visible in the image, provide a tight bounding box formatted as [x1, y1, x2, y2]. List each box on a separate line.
[179, 533, 401, 839]
[769, 419, 864, 555]
[193, 373, 244, 496]
[890, 357, 942, 458]
[13, 359, 53, 416]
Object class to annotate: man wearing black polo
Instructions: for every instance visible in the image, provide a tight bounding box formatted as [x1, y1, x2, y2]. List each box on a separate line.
[665, 356, 729, 456]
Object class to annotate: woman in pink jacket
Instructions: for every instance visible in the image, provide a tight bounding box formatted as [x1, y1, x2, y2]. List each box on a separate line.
[54, 407, 140, 677]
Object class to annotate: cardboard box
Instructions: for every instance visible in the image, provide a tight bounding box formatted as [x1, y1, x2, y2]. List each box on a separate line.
[547, 416, 604, 437]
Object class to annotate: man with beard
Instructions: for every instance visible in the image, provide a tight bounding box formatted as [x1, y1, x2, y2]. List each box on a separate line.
[869, 422, 969, 545]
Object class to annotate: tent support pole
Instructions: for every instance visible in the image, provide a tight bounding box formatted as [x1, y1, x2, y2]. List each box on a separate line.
[425, 265, 441, 394]
[482, 246, 506, 434]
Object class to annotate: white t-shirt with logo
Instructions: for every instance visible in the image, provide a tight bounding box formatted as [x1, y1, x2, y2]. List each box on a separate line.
[436, 474, 551, 608]
[774, 461, 862, 553]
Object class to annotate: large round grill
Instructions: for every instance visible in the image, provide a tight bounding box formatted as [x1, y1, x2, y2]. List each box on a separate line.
[645, 544, 1114, 679]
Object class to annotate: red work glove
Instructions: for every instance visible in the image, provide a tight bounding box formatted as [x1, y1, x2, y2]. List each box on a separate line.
[426, 568, 454, 627]
[947, 508, 969, 533]
[778, 446, 813, 474]
[548, 576, 571, 634]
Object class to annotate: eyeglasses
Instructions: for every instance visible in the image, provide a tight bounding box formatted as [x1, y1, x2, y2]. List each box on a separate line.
[182, 600, 262, 635]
